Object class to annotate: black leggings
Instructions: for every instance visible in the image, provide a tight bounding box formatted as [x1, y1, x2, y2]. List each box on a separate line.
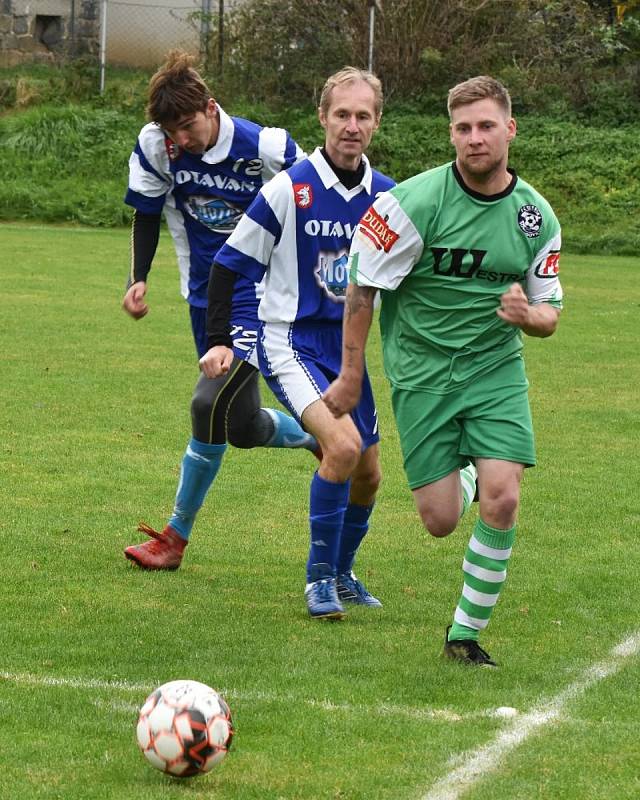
[190, 357, 274, 447]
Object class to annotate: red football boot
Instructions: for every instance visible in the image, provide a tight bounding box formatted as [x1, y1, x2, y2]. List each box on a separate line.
[124, 523, 187, 570]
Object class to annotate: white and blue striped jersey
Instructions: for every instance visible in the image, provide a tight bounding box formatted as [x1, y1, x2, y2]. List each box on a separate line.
[125, 105, 304, 315]
[215, 148, 395, 324]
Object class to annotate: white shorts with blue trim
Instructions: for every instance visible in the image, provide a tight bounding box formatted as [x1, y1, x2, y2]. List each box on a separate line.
[258, 320, 379, 449]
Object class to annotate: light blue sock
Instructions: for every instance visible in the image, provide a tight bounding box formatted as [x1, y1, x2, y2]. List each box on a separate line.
[262, 407, 318, 451]
[306, 472, 350, 581]
[336, 503, 373, 575]
[168, 438, 227, 540]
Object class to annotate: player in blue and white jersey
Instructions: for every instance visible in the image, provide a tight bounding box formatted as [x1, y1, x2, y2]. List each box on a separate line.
[122, 49, 303, 358]
[202, 67, 395, 619]
[123, 51, 317, 571]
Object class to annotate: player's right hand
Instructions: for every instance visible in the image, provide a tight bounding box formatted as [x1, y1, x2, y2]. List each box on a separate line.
[323, 373, 362, 418]
[122, 281, 149, 319]
[199, 345, 234, 378]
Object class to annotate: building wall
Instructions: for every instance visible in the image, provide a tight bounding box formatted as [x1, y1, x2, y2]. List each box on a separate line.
[0, 0, 100, 66]
[0, 0, 230, 68]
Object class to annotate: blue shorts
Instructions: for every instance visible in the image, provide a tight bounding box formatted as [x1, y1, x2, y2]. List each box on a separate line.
[258, 320, 379, 449]
[189, 305, 208, 359]
[190, 305, 259, 368]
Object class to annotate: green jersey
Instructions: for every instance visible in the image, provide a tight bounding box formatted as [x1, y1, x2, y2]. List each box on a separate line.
[349, 162, 563, 392]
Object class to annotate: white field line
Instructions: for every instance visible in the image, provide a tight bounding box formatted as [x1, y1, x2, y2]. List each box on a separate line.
[418, 631, 640, 800]
[0, 672, 150, 693]
[0, 669, 504, 723]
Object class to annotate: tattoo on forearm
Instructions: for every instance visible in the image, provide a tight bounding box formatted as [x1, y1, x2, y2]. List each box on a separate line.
[344, 342, 361, 368]
[345, 286, 374, 319]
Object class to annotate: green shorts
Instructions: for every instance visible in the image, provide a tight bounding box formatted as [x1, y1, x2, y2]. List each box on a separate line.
[390, 355, 535, 489]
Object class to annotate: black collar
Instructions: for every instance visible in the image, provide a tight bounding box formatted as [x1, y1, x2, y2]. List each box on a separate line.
[452, 162, 517, 201]
[320, 147, 365, 190]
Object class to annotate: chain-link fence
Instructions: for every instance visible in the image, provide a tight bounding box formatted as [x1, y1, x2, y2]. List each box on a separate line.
[0, 0, 232, 74]
[4, 1, 633, 116]
[101, 0, 227, 68]
[98, 0, 202, 91]
[0, 0, 376, 96]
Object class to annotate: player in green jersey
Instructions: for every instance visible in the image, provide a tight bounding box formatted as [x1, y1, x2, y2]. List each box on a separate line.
[324, 75, 563, 666]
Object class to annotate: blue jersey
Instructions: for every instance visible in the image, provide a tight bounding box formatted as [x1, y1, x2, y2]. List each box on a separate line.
[125, 105, 304, 315]
[215, 148, 395, 324]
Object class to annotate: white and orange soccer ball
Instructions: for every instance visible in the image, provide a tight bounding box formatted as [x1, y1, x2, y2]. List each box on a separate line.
[135, 679, 233, 777]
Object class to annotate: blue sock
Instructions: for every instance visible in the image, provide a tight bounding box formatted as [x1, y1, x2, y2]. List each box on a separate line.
[307, 472, 350, 581]
[336, 503, 373, 575]
[262, 408, 318, 451]
[168, 438, 227, 540]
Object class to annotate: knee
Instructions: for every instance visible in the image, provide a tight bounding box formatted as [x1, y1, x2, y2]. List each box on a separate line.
[323, 432, 362, 475]
[366, 463, 382, 496]
[190, 389, 212, 424]
[226, 404, 269, 448]
[352, 461, 382, 498]
[418, 507, 458, 539]
[190, 391, 219, 443]
[480, 486, 519, 528]
[227, 423, 252, 449]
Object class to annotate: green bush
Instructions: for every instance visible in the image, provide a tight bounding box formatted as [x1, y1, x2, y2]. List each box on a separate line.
[2, 1, 640, 121]
[0, 84, 637, 253]
[0, 104, 142, 226]
[215, 0, 640, 122]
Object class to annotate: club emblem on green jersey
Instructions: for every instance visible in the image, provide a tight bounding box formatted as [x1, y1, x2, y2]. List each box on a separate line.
[518, 204, 543, 238]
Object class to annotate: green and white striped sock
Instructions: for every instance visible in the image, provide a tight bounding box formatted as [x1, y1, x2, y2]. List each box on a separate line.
[448, 518, 516, 642]
[460, 462, 477, 518]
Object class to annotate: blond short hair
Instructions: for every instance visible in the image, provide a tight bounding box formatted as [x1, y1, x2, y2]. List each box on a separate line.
[147, 50, 211, 126]
[447, 75, 512, 119]
[319, 66, 383, 118]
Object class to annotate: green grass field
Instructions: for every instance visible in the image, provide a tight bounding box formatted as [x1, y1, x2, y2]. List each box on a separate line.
[1, 224, 639, 800]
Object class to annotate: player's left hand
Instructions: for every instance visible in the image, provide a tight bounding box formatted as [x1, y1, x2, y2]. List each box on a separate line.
[323, 374, 362, 418]
[199, 346, 234, 378]
[497, 282, 531, 327]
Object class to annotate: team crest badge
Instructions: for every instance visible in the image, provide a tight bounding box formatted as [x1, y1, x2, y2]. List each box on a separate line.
[293, 183, 313, 208]
[517, 204, 543, 238]
[165, 138, 181, 161]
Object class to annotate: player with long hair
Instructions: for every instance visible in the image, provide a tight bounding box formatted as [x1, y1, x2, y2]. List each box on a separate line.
[123, 51, 317, 569]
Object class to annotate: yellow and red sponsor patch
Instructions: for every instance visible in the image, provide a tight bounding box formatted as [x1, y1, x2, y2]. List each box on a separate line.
[536, 250, 560, 277]
[358, 206, 399, 252]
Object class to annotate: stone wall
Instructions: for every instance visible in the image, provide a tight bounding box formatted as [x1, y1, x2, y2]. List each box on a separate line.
[0, 0, 100, 66]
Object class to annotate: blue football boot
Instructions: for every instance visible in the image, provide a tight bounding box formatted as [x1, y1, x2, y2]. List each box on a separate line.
[336, 571, 382, 608]
[304, 563, 345, 620]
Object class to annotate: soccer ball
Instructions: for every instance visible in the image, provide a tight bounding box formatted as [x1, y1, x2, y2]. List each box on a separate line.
[135, 679, 233, 777]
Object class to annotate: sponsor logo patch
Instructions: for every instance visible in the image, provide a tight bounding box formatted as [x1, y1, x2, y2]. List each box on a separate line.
[293, 183, 313, 208]
[184, 196, 243, 233]
[535, 250, 561, 278]
[314, 249, 349, 302]
[358, 206, 399, 252]
[517, 204, 543, 238]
